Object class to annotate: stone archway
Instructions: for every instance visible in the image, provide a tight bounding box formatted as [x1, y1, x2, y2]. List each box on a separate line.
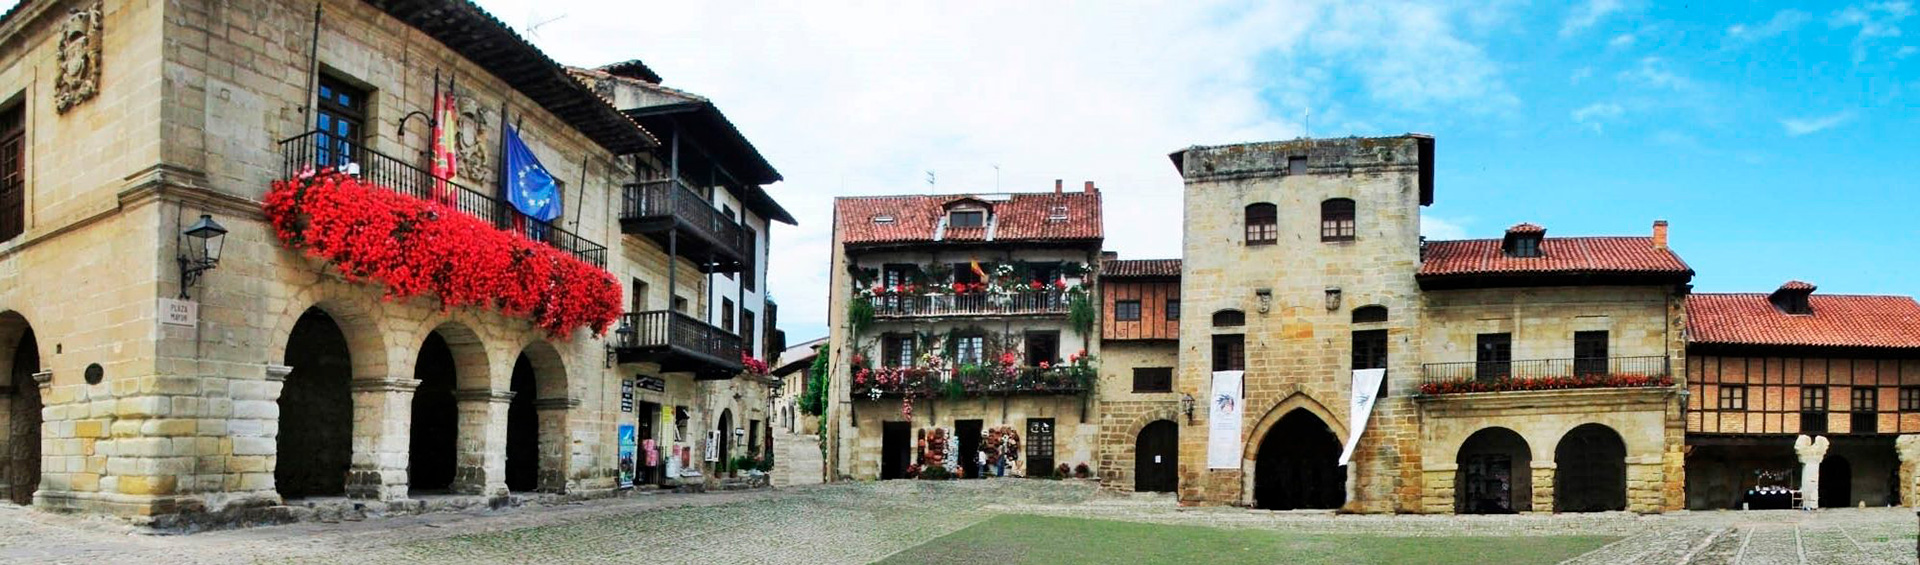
[1456, 427, 1532, 514]
[1555, 423, 1627, 512]
[1252, 409, 1344, 510]
[408, 323, 487, 494]
[0, 311, 44, 506]
[506, 341, 568, 493]
[717, 409, 734, 474]
[276, 307, 359, 499]
[1819, 455, 1852, 508]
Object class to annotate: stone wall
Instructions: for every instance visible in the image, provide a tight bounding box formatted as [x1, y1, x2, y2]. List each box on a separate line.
[1415, 388, 1679, 513]
[1093, 341, 1180, 492]
[1421, 286, 1677, 364]
[845, 395, 1093, 479]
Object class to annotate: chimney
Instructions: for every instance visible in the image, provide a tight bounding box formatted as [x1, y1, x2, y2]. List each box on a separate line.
[1084, 180, 1096, 194]
[1054, 179, 1063, 194]
[1651, 220, 1668, 250]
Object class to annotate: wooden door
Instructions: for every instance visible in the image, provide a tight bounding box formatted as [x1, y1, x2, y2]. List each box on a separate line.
[1134, 420, 1178, 493]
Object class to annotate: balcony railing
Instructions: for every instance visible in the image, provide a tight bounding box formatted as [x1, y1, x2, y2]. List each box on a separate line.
[278, 131, 607, 268]
[1418, 355, 1672, 395]
[850, 365, 1093, 399]
[619, 179, 746, 271]
[613, 310, 743, 378]
[868, 292, 1072, 319]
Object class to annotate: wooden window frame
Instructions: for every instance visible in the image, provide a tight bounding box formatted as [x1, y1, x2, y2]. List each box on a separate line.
[1132, 367, 1174, 393]
[1114, 300, 1142, 322]
[1475, 333, 1512, 380]
[0, 102, 23, 243]
[1351, 305, 1388, 324]
[949, 210, 986, 228]
[1212, 309, 1245, 327]
[1244, 203, 1278, 245]
[1352, 329, 1388, 371]
[315, 75, 369, 168]
[1165, 299, 1180, 321]
[1902, 386, 1920, 412]
[1320, 198, 1356, 242]
[881, 334, 915, 368]
[1024, 331, 1060, 367]
[954, 334, 985, 366]
[1852, 387, 1878, 434]
[1212, 334, 1245, 372]
[721, 297, 735, 333]
[741, 226, 758, 292]
[1573, 331, 1609, 376]
[1718, 385, 1747, 411]
[1801, 386, 1829, 434]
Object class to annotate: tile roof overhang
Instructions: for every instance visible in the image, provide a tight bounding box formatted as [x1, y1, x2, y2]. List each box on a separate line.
[1417, 236, 1694, 290]
[623, 104, 792, 225]
[836, 192, 1103, 251]
[1100, 259, 1182, 279]
[365, 1, 657, 154]
[1687, 293, 1920, 352]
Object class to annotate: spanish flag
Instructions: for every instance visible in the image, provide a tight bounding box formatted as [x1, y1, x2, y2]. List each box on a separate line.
[969, 260, 987, 280]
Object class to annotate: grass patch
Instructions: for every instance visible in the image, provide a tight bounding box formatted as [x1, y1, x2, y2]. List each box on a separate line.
[877, 515, 1618, 565]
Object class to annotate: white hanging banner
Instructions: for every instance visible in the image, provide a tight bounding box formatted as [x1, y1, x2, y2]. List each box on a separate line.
[1339, 368, 1387, 467]
[1207, 370, 1245, 469]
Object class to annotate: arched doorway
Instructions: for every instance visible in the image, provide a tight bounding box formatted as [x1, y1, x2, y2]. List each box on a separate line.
[1253, 409, 1343, 510]
[277, 308, 355, 498]
[407, 331, 460, 493]
[505, 342, 566, 493]
[716, 409, 733, 474]
[1820, 455, 1852, 508]
[1135, 420, 1179, 493]
[1456, 427, 1531, 514]
[3, 314, 42, 506]
[1555, 423, 1626, 512]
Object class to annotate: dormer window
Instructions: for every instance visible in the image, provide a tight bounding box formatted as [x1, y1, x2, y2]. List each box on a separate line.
[1047, 206, 1069, 222]
[949, 210, 986, 228]
[871, 214, 895, 224]
[1769, 281, 1815, 315]
[1502, 223, 1546, 258]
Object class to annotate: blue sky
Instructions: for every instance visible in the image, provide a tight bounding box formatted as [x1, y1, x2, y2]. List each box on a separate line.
[473, 0, 1917, 342]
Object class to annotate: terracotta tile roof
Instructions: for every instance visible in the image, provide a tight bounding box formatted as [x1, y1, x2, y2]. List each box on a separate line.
[1101, 259, 1181, 278]
[1687, 293, 1920, 349]
[1778, 280, 1816, 292]
[836, 192, 1103, 246]
[1506, 222, 1546, 234]
[1418, 237, 1692, 278]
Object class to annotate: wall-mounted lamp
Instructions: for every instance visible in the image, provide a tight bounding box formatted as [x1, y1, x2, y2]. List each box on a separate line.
[1324, 287, 1342, 312]
[605, 318, 635, 368]
[1180, 392, 1195, 424]
[177, 214, 228, 300]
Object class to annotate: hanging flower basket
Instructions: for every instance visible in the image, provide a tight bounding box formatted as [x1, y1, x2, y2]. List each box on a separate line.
[264, 172, 621, 338]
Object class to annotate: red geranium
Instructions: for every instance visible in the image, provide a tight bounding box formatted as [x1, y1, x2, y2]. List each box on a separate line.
[265, 172, 620, 338]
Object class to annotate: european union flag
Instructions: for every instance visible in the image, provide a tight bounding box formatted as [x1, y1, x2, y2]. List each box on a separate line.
[502, 122, 562, 222]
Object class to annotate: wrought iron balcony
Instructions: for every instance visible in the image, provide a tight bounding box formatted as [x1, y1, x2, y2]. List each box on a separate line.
[277, 131, 607, 268]
[866, 291, 1072, 319]
[849, 365, 1093, 399]
[1418, 355, 1672, 395]
[619, 179, 747, 273]
[612, 310, 743, 378]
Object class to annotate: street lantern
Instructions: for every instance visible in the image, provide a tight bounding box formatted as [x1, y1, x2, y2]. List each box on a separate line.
[1180, 392, 1196, 424]
[605, 317, 636, 368]
[177, 214, 228, 299]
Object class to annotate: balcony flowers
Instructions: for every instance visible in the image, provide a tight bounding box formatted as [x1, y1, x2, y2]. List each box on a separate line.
[741, 353, 770, 376]
[265, 172, 620, 337]
[1418, 373, 1675, 395]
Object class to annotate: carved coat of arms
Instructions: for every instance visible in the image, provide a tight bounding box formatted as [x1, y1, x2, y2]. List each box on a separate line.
[455, 95, 494, 184]
[55, 2, 103, 114]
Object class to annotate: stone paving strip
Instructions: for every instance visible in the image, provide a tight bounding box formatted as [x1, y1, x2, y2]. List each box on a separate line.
[0, 481, 1913, 564]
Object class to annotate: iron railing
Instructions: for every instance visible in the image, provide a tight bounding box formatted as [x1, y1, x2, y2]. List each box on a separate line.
[868, 291, 1072, 318]
[849, 365, 1093, 398]
[616, 310, 742, 371]
[1420, 355, 1670, 387]
[621, 179, 744, 256]
[278, 130, 608, 268]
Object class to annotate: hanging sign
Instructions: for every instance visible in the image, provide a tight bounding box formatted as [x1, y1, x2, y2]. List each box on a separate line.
[616, 424, 637, 488]
[704, 430, 720, 462]
[620, 379, 634, 413]
[1339, 368, 1388, 466]
[159, 297, 198, 327]
[636, 376, 666, 393]
[1207, 370, 1244, 469]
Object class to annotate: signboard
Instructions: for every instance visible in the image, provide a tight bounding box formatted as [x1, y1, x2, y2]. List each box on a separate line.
[704, 430, 720, 462]
[635, 376, 666, 393]
[616, 424, 637, 488]
[620, 379, 634, 413]
[1338, 368, 1387, 466]
[159, 298, 198, 328]
[1207, 370, 1244, 469]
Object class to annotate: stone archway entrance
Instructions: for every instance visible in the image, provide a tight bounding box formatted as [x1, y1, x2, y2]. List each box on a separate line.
[1456, 427, 1531, 514]
[277, 308, 355, 499]
[1253, 409, 1343, 510]
[408, 332, 460, 493]
[506, 354, 538, 492]
[716, 409, 733, 473]
[3, 315, 42, 506]
[1135, 420, 1178, 493]
[1819, 455, 1852, 508]
[1555, 423, 1626, 512]
[505, 342, 567, 493]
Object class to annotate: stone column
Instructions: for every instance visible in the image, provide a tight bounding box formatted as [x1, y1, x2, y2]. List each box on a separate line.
[1896, 435, 1920, 507]
[0, 381, 13, 504]
[244, 365, 291, 499]
[347, 378, 419, 500]
[1420, 466, 1454, 513]
[533, 397, 577, 493]
[1795, 434, 1830, 509]
[1530, 462, 1555, 513]
[452, 389, 514, 497]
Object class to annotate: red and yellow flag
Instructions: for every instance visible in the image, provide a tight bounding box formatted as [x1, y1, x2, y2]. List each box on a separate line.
[429, 78, 459, 205]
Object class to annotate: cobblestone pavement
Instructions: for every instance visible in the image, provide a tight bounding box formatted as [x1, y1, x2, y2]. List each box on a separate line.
[0, 481, 1912, 564]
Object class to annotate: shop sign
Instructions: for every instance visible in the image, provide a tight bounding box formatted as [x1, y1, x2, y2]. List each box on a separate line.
[636, 376, 666, 392]
[620, 379, 634, 413]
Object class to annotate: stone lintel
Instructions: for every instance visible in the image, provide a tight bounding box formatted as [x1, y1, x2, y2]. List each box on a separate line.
[350, 378, 421, 393]
[264, 364, 293, 381]
[533, 397, 581, 410]
[453, 389, 516, 403]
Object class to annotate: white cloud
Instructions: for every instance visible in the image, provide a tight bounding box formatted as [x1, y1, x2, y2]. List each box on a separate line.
[1561, 0, 1626, 37]
[1780, 112, 1855, 136]
[1725, 9, 1811, 45]
[1571, 102, 1625, 132]
[472, 0, 1512, 337]
[1618, 57, 1697, 91]
[1608, 33, 1637, 49]
[1570, 67, 1594, 84]
[1831, 2, 1915, 62]
[1421, 215, 1470, 240]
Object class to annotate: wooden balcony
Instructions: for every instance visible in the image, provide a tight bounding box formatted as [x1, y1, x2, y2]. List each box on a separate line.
[612, 310, 743, 378]
[867, 291, 1072, 320]
[278, 131, 607, 268]
[849, 365, 1093, 399]
[619, 179, 746, 273]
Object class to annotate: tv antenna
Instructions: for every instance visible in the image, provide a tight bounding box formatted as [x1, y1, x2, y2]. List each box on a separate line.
[526, 12, 568, 39]
[925, 170, 936, 192]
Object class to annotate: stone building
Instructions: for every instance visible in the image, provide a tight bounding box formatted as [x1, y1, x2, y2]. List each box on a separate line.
[1160, 135, 1690, 513]
[1682, 283, 1920, 510]
[0, 0, 787, 524]
[824, 182, 1104, 480]
[1091, 256, 1183, 493]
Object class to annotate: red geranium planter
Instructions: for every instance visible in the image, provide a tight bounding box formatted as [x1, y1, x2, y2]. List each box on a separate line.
[265, 173, 621, 338]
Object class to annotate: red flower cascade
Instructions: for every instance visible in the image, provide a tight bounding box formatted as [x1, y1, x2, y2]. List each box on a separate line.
[264, 173, 621, 338]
